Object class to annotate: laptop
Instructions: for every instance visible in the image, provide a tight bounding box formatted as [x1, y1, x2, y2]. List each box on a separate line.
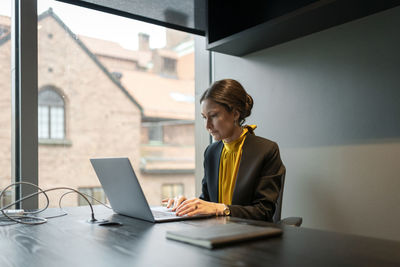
[90, 157, 211, 223]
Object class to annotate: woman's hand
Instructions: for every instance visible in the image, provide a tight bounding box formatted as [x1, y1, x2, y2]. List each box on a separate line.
[161, 196, 187, 211]
[175, 198, 225, 217]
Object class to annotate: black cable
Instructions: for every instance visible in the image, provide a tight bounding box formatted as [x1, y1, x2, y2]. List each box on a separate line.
[59, 190, 112, 210]
[0, 182, 100, 225]
[0, 182, 50, 225]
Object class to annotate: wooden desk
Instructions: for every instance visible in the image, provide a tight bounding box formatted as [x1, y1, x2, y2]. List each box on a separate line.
[1, 206, 399, 267]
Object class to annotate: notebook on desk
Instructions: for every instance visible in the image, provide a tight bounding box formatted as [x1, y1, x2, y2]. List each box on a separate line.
[90, 157, 210, 223]
[166, 222, 283, 249]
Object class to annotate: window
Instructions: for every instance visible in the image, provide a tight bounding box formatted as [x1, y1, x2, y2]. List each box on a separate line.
[148, 123, 163, 143]
[162, 184, 184, 199]
[163, 57, 176, 74]
[38, 88, 65, 139]
[78, 187, 107, 206]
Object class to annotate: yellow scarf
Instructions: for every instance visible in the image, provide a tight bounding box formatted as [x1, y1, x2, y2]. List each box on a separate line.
[218, 125, 257, 204]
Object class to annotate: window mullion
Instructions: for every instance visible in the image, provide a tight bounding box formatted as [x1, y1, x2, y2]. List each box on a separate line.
[11, 0, 38, 209]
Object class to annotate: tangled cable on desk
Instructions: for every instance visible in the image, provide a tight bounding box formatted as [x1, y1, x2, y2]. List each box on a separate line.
[0, 181, 111, 226]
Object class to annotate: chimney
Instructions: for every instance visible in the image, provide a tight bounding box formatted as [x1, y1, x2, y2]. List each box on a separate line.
[138, 33, 150, 51]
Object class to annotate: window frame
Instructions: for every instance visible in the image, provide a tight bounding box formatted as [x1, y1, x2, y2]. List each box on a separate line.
[11, 0, 38, 209]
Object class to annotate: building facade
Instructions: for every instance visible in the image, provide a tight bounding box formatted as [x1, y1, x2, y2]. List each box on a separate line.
[0, 9, 195, 207]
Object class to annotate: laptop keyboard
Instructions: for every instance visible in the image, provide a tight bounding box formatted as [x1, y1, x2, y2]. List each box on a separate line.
[152, 210, 178, 218]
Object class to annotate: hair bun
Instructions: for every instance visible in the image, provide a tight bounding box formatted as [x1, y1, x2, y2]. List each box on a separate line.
[245, 94, 254, 117]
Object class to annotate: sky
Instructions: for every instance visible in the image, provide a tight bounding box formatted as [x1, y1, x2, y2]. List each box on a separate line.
[0, 0, 166, 50]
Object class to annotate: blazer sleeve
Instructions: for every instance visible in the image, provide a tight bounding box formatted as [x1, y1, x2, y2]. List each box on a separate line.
[228, 142, 285, 222]
[199, 146, 210, 201]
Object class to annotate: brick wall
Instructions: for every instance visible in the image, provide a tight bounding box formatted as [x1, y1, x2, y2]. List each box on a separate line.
[163, 123, 194, 145]
[177, 52, 194, 80]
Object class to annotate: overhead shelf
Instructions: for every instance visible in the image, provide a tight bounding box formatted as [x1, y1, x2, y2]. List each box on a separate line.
[206, 0, 400, 56]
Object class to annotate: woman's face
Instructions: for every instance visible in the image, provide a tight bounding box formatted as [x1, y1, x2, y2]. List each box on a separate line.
[201, 99, 240, 142]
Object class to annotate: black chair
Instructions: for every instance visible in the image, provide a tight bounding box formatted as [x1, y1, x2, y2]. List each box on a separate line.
[273, 173, 303, 227]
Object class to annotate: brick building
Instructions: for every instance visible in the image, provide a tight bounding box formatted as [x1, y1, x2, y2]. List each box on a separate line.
[0, 9, 195, 207]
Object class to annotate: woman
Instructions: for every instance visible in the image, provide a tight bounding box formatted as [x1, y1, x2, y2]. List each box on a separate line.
[162, 79, 285, 222]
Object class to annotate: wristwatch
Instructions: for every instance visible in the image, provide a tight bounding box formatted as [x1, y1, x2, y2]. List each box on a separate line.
[223, 204, 231, 216]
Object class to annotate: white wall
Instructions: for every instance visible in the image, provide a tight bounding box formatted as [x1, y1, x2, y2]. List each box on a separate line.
[196, 6, 400, 241]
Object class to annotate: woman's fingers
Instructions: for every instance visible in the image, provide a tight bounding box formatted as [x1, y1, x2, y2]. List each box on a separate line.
[175, 198, 197, 213]
[176, 198, 206, 216]
[172, 196, 187, 211]
[176, 201, 197, 214]
[185, 208, 203, 217]
[176, 199, 221, 217]
[163, 197, 213, 216]
[161, 196, 189, 209]
[176, 196, 187, 206]
[176, 203, 198, 216]
[167, 198, 175, 209]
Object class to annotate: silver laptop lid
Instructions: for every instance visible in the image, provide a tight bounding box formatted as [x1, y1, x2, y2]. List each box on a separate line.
[90, 157, 155, 222]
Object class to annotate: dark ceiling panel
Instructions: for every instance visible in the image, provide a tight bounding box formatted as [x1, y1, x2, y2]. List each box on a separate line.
[206, 0, 400, 56]
[56, 0, 206, 35]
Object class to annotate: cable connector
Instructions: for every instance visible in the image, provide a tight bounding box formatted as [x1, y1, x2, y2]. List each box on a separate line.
[3, 209, 25, 216]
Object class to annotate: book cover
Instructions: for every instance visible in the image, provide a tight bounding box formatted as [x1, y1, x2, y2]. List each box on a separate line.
[166, 222, 283, 249]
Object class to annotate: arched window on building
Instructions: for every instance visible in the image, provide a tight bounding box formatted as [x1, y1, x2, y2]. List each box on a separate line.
[38, 88, 65, 140]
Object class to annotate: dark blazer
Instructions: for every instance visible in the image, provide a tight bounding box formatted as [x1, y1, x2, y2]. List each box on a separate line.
[199, 133, 285, 222]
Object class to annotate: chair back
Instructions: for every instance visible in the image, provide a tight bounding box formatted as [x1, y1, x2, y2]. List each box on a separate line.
[272, 172, 285, 223]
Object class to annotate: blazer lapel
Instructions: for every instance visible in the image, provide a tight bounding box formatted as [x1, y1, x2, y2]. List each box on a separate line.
[231, 134, 258, 204]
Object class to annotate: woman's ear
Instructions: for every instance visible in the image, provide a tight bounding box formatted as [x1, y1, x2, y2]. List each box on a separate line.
[233, 109, 240, 122]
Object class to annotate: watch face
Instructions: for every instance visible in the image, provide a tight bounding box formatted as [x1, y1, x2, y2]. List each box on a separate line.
[224, 207, 231, 216]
